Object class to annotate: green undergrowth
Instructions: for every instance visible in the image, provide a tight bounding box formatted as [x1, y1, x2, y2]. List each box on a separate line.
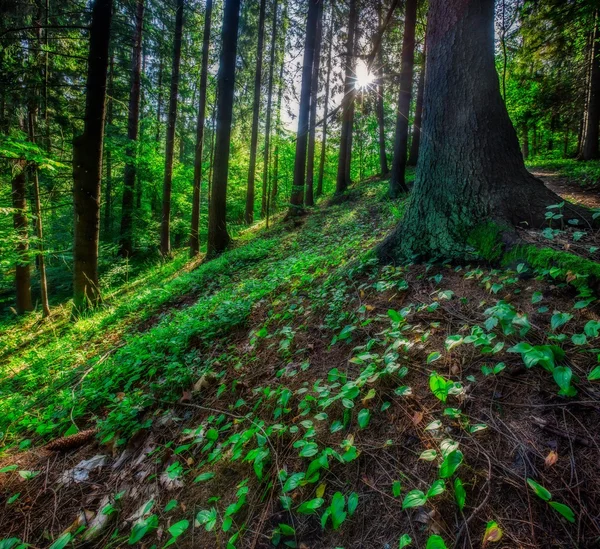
[526, 158, 600, 188]
[0, 180, 402, 449]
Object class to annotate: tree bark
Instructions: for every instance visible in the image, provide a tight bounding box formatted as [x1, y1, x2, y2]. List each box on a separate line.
[288, 0, 320, 215]
[579, 11, 600, 161]
[376, 0, 389, 175]
[207, 0, 241, 256]
[317, 1, 333, 197]
[12, 164, 33, 314]
[305, 0, 324, 207]
[379, 0, 579, 262]
[72, 0, 113, 311]
[244, 0, 267, 224]
[389, 0, 417, 197]
[261, 0, 279, 218]
[160, 0, 184, 256]
[28, 110, 50, 317]
[190, 0, 213, 256]
[119, 0, 144, 258]
[271, 39, 286, 208]
[103, 54, 114, 237]
[335, 0, 358, 194]
[407, 40, 425, 167]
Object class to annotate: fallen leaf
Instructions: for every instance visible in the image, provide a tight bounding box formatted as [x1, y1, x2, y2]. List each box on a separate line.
[545, 450, 558, 467]
[412, 411, 424, 426]
[482, 520, 503, 546]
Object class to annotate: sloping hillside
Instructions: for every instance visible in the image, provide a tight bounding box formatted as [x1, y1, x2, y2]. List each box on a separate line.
[1, 178, 600, 549]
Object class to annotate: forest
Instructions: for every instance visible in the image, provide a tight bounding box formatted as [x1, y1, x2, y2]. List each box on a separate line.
[1, 0, 600, 547]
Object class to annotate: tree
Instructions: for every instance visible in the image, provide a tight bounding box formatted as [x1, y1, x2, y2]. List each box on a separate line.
[375, 0, 389, 176]
[28, 110, 50, 317]
[288, 0, 320, 215]
[160, 0, 185, 256]
[317, 1, 334, 197]
[579, 10, 600, 160]
[244, 0, 267, 224]
[389, 0, 417, 197]
[305, 0, 324, 207]
[408, 41, 425, 167]
[261, 0, 279, 218]
[11, 163, 33, 314]
[207, 0, 241, 256]
[72, 0, 113, 311]
[378, 0, 587, 262]
[190, 0, 214, 257]
[335, 0, 358, 194]
[119, 0, 145, 258]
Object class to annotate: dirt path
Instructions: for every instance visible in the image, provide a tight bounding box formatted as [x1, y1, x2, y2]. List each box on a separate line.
[532, 168, 600, 210]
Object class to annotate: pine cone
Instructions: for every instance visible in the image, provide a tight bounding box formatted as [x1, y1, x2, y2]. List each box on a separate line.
[45, 429, 97, 452]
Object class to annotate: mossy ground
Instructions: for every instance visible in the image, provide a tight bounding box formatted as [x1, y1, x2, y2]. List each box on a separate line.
[1, 171, 599, 549]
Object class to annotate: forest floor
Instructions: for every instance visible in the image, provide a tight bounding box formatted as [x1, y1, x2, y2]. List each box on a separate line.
[1, 165, 600, 549]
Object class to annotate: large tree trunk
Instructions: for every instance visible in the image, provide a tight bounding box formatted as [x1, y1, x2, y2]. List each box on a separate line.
[28, 110, 50, 317]
[376, 0, 389, 176]
[288, 0, 320, 215]
[335, 0, 358, 194]
[190, 0, 213, 257]
[119, 0, 144, 258]
[317, 1, 333, 197]
[260, 0, 279, 218]
[579, 12, 600, 161]
[379, 0, 578, 262]
[207, 0, 241, 256]
[389, 0, 417, 197]
[160, 0, 184, 256]
[244, 0, 267, 224]
[407, 40, 425, 167]
[72, 0, 113, 311]
[270, 37, 286, 209]
[103, 54, 114, 237]
[305, 0, 324, 207]
[12, 164, 33, 314]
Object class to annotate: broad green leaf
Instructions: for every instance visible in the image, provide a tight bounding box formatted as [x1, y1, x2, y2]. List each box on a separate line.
[527, 478, 551, 501]
[297, 498, 324, 514]
[454, 478, 466, 512]
[0, 465, 18, 473]
[398, 534, 412, 548]
[549, 501, 575, 523]
[551, 312, 572, 331]
[392, 480, 402, 498]
[426, 479, 445, 498]
[194, 472, 215, 483]
[439, 450, 463, 478]
[427, 352, 442, 364]
[49, 533, 72, 549]
[425, 535, 448, 549]
[587, 366, 600, 381]
[584, 320, 600, 338]
[164, 499, 178, 512]
[553, 366, 572, 393]
[283, 472, 305, 492]
[420, 449, 437, 461]
[347, 492, 359, 516]
[401, 490, 426, 509]
[278, 523, 295, 536]
[357, 408, 370, 429]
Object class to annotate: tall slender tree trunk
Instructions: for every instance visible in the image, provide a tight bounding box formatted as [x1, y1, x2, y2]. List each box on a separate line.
[137, 44, 147, 209]
[288, 0, 320, 215]
[408, 41, 426, 167]
[563, 124, 569, 158]
[261, 0, 279, 218]
[72, 0, 113, 311]
[156, 40, 164, 143]
[305, 0, 324, 207]
[190, 0, 214, 256]
[12, 163, 33, 314]
[28, 110, 50, 317]
[271, 44, 286, 207]
[119, 0, 145, 258]
[579, 11, 600, 161]
[207, 0, 241, 256]
[317, 1, 333, 197]
[244, 0, 267, 224]
[160, 0, 184, 256]
[376, 0, 389, 175]
[103, 54, 114, 237]
[379, 0, 579, 262]
[389, 0, 417, 197]
[335, 0, 358, 194]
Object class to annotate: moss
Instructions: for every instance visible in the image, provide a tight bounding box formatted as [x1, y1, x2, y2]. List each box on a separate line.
[467, 222, 505, 262]
[503, 245, 600, 280]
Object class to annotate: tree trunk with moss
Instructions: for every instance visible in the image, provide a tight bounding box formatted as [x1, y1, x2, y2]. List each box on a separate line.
[379, 0, 588, 262]
[579, 11, 600, 161]
[12, 164, 33, 314]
